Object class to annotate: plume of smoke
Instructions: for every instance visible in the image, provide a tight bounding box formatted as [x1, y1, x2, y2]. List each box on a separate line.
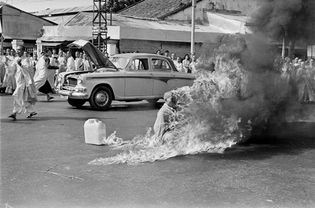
[250, 0, 312, 42]
[196, 34, 291, 138]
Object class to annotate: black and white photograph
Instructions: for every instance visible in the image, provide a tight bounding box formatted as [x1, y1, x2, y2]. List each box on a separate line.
[1, 0, 315, 207]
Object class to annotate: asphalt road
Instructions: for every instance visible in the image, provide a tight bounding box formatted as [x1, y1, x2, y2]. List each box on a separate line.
[1, 94, 315, 208]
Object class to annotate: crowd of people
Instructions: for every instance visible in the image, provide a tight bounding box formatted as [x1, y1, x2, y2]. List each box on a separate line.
[1, 45, 314, 120]
[0, 48, 93, 95]
[155, 49, 202, 74]
[0, 47, 93, 120]
[280, 57, 315, 103]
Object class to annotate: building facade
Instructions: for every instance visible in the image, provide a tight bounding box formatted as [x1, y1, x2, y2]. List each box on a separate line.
[0, 3, 56, 53]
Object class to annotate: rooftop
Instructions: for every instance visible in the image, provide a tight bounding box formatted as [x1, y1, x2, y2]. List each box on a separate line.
[32, 5, 93, 17]
[119, 0, 199, 20]
[63, 12, 239, 34]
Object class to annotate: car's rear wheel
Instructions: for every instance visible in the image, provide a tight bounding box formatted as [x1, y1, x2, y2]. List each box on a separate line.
[89, 86, 113, 110]
[67, 98, 86, 108]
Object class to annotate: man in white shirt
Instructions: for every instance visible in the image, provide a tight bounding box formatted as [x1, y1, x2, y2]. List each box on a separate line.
[74, 51, 83, 71]
[66, 51, 75, 72]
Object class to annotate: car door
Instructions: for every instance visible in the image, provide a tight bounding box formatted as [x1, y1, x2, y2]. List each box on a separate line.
[167, 68, 195, 90]
[151, 57, 173, 97]
[124, 57, 153, 97]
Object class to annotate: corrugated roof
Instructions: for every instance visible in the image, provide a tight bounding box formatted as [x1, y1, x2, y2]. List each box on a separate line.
[64, 12, 243, 34]
[0, 3, 57, 25]
[119, 0, 196, 20]
[33, 5, 93, 17]
[43, 15, 77, 25]
[65, 12, 93, 26]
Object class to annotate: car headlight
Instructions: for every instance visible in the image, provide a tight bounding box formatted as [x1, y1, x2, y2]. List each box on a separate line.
[77, 79, 83, 85]
[74, 79, 87, 92]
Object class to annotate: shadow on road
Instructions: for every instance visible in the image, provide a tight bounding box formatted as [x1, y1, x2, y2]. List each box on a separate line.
[1, 116, 115, 124]
[196, 122, 315, 161]
[73, 102, 163, 112]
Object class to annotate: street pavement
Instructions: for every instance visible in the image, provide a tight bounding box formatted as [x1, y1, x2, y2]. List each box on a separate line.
[1, 94, 315, 208]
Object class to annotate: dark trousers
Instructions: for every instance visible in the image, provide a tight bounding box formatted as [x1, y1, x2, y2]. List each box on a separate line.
[38, 80, 53, 94]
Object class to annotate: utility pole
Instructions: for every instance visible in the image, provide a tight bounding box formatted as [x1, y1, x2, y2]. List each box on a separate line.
[0, 35, 4, 55]
[92, 0, 108, 56]
[190, 0, 196, 58]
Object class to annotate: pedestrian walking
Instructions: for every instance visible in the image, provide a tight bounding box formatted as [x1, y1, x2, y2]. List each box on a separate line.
[33, 54, 58, 101]
[8, 46, 37, 121]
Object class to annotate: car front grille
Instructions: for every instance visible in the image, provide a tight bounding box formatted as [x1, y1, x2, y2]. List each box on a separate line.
[65, 77, 77, 86]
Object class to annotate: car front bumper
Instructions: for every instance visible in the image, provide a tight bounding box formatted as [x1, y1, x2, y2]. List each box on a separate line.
[58, 89, 89, 99]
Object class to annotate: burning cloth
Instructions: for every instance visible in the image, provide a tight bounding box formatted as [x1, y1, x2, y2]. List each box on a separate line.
[89, 35, 291, 165]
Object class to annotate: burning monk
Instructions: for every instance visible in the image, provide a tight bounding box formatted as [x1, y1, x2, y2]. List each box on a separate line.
[153, 92, 178, 142]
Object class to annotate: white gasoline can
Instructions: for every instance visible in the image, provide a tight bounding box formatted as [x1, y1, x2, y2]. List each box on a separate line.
[84, 119, 106, 145]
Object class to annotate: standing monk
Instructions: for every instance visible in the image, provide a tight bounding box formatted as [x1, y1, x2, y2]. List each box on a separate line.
[8, 46, 37, 120]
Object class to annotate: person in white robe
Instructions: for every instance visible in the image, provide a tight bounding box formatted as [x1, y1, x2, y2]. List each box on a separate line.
[74, 51, 83, 71]
[153, 92, 178, 142]
[0, 55, 6, 89]
[174, 57, 183, 72]
[34, 55, 58, 101]
[29, 52, 38, 78]
[57, 50, 66, 73]
[66, 51, 75, 72]
[8, 46, 37, 120]
[82, 53, 92, 71]
[49, 55, 59, 88]
[2, 52, 17, 94]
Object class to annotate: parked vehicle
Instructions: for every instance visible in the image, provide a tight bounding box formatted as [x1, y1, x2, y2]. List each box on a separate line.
[57, 40, 195, 110]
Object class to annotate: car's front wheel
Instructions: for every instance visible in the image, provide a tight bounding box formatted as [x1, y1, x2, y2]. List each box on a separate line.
[67, 98, 86, 108]
[89, 86, 113, 110]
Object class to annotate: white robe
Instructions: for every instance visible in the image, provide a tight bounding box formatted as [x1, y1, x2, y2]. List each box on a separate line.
[12, 59, 37, 114]
[47, 57, 58, 87]
[58, 56, 66, 73]
[75, 57, 83, 71]
[153, 103, 176, 139]
[33, 56, 48, 90]
[0, 55, 6, 86]
[83, 59, 92, 71]
[2, 56, 17, 93]
[66, 57, 75, 72]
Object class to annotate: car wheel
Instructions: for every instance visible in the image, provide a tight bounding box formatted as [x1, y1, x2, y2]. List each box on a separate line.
[89, 86, 113, 110]
[67, 98, 86, 108]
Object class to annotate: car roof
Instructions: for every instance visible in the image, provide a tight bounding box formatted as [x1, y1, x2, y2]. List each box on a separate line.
[110, 53, 169, 59]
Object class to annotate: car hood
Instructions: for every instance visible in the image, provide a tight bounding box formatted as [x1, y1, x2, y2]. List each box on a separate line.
[68, 40, 117, 70]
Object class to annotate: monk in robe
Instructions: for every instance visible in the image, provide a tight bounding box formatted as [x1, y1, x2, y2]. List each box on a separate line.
[8, 46, 37, 120]
[153, 92, 178, 142]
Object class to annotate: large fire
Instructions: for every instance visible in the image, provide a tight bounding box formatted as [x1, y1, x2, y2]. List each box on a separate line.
[89, 34, 292, 165]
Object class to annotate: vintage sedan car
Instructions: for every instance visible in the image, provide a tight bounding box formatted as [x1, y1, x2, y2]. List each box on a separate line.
[58, 40, 195, 110]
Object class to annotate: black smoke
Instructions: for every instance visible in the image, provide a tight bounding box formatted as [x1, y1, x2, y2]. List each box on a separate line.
[250, 0, 313, 43]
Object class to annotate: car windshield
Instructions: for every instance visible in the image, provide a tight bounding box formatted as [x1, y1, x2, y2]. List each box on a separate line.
[109, 57, 130, 69]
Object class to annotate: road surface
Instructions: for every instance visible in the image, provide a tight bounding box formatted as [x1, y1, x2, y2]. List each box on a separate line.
[1, 94, 315, 208]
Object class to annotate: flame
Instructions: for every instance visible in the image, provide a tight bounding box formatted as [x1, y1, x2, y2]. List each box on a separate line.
[89, 35, 291, 165]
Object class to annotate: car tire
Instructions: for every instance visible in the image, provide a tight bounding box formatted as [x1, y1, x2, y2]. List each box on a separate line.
[89, 86, 113, 110]
[67, 98, 86, 108]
